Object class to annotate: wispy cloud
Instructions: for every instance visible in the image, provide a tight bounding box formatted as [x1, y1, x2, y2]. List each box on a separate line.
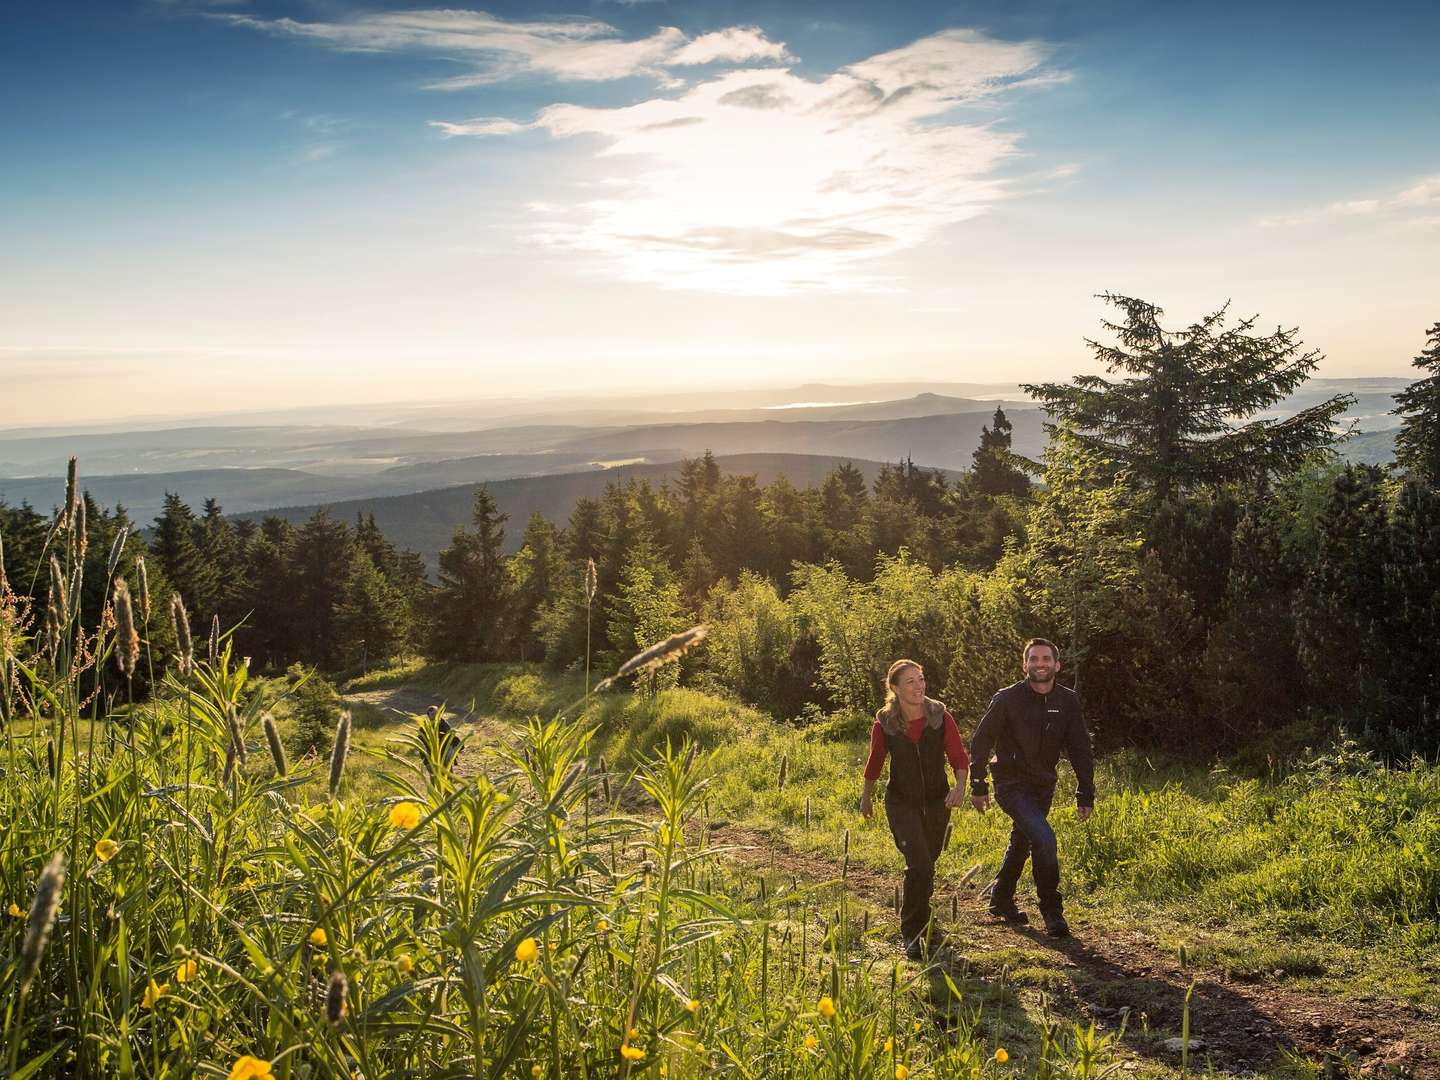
[445, 30, 1058, 293]
[1260, 174, 1440, 228]
[223, 9, 789, 87]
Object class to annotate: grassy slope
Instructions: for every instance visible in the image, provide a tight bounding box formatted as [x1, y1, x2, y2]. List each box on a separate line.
[342, 661, 1440, 1016]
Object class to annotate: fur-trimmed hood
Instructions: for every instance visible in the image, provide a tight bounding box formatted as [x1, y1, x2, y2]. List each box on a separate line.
[875, 695, 947, 738]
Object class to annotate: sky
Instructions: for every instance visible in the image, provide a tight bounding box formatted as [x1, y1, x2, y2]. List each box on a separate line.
[2, 0, 1438, 423]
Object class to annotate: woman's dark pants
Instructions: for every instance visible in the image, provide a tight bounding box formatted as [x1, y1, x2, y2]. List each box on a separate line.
[885, 797, 951, 944]
[993, 782, 1062, 919]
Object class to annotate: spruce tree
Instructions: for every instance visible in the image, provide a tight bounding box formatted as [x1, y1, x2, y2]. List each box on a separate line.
[1392, 322, 1440, 482]
[1025, 294, 1352, 502]
[431, 488, 508, 661]
[150, 493, 216, 619]
[970, 407, 1030, 497]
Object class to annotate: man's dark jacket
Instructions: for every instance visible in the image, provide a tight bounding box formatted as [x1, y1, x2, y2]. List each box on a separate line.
[968, 680, 1095, 807]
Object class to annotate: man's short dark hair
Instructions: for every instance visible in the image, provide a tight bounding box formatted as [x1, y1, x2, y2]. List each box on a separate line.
[1023, 638, 1060, 663]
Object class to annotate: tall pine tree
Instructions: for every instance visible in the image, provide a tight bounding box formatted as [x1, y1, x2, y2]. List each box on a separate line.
[1393, 321, 1440, 482]
[431, 489, 508, 661]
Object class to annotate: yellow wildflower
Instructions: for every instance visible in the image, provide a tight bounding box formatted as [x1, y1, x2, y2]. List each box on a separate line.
[803, 1034, 818, 1051]
[515, 937, 539, 963]
[818, 995, 836, 1020]
[175, 959, 199, 984]
[228, 1056, 276, 1080]
[531, 1067, 542, 1078]
[309, 928, 328, 947]
[895, 1066, 910, 1080]
[388, 802, 422, 829]
[95, 838, 119, 862]
[913, 1020, 923, 1033]
[627, 1027, 639, 1039]
[620, 1044, 646, 1062]
[884, 1036, 894, 1052]
[142, 979, 169, 1008]
[597, 919, 609, 933]
[397, 954, 414, 974]
[694, 1043, 706, 1055]
[686, 998, 700, 1014]
[995, 1048, 1009, 1064]
[7, 902, 21, 917]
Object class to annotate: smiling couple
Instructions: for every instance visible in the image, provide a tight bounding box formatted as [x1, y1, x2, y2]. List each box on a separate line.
[859, 639, 1096, 959]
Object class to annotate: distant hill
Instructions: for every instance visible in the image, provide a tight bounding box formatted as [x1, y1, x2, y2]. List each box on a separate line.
[232, 453, 965, 569]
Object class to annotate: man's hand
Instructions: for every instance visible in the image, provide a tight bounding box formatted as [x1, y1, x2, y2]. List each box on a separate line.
[971, 794, 990, 813]
[944, 784, 966, 809]
[860, 794, 873, 820]
[1076, 805, 1093, 823]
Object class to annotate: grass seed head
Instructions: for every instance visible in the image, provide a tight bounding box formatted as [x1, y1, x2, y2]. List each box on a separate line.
[614, 624, 708, 679]
[585, 557, 598, 603]
[328, 710, 352, 797]
[0, 527, 9, 593]
[113, 578, 139, 678]
[135, 557, 150, 624]
[63, 457, 77, 531]
[170, 594, 193, 676]
[208, 613, 220, 667]
[19, 852, 66, 995]
[48, 556, 70, 632]
[105, 526, 129, 583]
[325, 969, 349, 1024]
[262, 712, 287, 777]
[227, 704, 247, 767]
[75, 498, 88, 561]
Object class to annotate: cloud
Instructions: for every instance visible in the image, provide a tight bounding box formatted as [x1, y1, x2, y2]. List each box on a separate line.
[1260, 174, 1440, 228]
[430, 117, 531, 137]
[222, 9, 788, 86]
[443, 31, 1056, 293]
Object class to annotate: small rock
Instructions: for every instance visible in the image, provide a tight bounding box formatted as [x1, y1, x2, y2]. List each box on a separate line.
[1162, 1037, 1207, 1054]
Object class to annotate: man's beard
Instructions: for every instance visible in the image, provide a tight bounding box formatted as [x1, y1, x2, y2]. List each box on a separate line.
[1027, 670, 1053, 684]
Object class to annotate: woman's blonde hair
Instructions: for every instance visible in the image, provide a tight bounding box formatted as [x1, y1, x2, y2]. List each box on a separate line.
[881, 658, 923, 714]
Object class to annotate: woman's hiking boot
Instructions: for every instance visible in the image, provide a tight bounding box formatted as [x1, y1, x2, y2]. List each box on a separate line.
[1043, 912, 1071, 938]
[987, 898, 1028, 925]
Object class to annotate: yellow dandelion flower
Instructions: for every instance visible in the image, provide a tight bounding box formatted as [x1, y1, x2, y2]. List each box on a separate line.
[7, 902, 21, 917]
[597, 919, 609, 933]
[818, 995, 836, 1019]
[309, 928, 328, 947]
[995, 1048, 1009, 1064]
[694, 1043, 706, 1055]
[627, 1027, 639, 1040]
[803, 1034, 818, 1051]
[175, 959, 199, 983]
[515, 937, 539, 963]
[228, 1055, 276, 1080]
[895, 1065, 910, 1080]
[142, 979, 169, 1008]
[95, 838, 119, 862]
[686, 998, 700, 1014]
[388, 802, 422, 829]
[620, 1044, 646, 1062]
[397, 954, 414, 974]
[531, 1067, 542, 1078]
[884, 1036, 894, 1052]
[912, 1020, 923, 1033]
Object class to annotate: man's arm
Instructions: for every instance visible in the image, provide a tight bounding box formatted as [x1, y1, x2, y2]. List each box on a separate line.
[968, 692, 1006, 810]
[1066, 697, 1096, 815]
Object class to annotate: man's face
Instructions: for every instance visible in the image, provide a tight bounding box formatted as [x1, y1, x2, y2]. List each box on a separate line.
[1023, 646, 1059, 684]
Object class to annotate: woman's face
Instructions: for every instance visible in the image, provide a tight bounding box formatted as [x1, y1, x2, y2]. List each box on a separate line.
[894, 665, 926, 707]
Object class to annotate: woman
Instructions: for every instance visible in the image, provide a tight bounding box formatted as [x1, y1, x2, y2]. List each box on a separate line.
[861, 659, 969, 959]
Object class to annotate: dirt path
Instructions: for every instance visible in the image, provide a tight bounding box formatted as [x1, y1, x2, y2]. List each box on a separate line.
[341, 685, 514, 778]
[709, 821, 1438, 1078]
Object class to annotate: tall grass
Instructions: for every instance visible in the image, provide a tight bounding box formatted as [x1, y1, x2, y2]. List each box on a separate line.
[0, 547, 1113, 1077]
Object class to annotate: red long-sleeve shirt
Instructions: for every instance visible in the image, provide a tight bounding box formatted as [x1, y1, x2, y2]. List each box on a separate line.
[863, 711, 969, 783]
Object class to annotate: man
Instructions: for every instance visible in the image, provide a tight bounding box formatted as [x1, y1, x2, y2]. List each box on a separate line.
[969, 638, 1095, 937]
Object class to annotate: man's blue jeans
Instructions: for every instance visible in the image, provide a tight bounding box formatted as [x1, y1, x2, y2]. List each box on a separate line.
[993, 782, 1062, 918]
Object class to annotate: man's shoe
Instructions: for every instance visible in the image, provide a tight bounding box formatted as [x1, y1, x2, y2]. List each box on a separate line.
[904, 936, 924, 960]
[1043, 914, 1070, 938]
[987, 899, 1028, 925]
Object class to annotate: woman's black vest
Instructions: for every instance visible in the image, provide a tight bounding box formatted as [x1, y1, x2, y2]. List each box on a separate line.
[884, 721, 949, 807]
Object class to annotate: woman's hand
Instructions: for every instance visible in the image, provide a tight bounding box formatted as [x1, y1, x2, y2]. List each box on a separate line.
[860, 792, 873, 820]
[943, 784, 966, 809]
